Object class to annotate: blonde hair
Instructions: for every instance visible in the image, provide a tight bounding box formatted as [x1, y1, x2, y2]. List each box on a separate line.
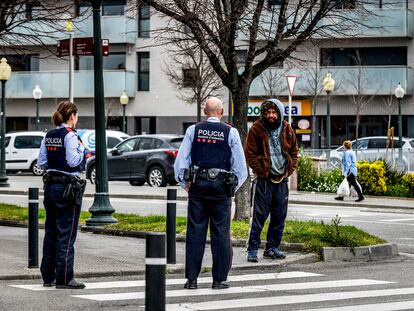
[343, 140, 352, 150]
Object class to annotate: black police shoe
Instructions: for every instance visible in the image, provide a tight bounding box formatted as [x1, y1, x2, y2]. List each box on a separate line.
[184, 279, 197, 289]
[55, 279, 86, 289]
[43, 281, 56, 287]
[212, 281, 229, 290]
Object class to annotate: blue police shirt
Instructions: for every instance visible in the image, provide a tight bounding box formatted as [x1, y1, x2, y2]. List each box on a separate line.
[38, 124, 85, 177]
[174, 117, 248, 191]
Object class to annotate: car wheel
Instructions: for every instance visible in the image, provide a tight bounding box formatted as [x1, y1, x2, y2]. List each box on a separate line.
[129, 180, 145, 186]
[31, 161, 44, 176]
[147, 166, 167, 187]
[89, 166, 96, 184]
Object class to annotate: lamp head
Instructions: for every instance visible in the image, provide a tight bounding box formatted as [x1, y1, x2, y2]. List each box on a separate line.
[33, 85, 42, 100]
[323, 72, 335, 93]
[0, 58, 12, 81]
[120, 90, 129, 106]
[395, 83, 405, 99]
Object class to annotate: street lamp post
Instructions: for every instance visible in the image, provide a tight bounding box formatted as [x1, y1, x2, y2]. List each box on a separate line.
[395, 83, 405, 171]
[323, 72, 335, 168]
[0, 58, 11, 187]
[85, 0, 117, 228]
[32, 85, 42, 131]
[120, 90, 129, 133]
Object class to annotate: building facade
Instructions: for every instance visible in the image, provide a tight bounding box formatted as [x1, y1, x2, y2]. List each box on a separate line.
[2, 0, 414, 149]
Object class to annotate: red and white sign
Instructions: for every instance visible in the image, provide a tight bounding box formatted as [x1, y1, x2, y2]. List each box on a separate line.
[286, 75, 298, 97]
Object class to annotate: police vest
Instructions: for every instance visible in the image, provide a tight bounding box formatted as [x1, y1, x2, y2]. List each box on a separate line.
[191, 121, 231, 171]
[45, 127, 81, 173]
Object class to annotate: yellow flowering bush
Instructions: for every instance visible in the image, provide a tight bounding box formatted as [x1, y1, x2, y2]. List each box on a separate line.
[357, 160, 387, 195]
[402, 173, 414, 196]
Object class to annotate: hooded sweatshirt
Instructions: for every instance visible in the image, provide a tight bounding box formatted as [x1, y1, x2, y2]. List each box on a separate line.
[265, 99, 286, 176]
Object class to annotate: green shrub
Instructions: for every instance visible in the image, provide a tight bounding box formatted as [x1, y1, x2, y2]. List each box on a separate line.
[315, 168, 343, 193]
[402, 173, 414, 197]
[297, 155, 318, 191]
[357, 160, 387, 195]
[385, 184, 411, 198]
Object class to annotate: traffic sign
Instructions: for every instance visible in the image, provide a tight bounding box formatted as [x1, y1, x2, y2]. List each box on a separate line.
[57, 38, 110, 57]
[286, 75, 298, 97]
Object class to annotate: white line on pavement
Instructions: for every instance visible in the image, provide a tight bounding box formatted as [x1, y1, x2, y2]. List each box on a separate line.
[293, 301, 414, 311]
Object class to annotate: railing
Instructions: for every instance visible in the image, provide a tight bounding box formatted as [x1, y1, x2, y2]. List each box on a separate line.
[300, 148, 414, 172]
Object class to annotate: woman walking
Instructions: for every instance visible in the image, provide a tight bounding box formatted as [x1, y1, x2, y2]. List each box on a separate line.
[335, 140, 364, 202]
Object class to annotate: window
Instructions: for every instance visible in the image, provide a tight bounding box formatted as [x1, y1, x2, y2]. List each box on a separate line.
[77, 0, 125, 16]
[14, 136, 43, 149]
[2, 137, 10, 148]
[138, 52, 150, 91]
[267, 0, 283, 9]
[170, 138, 183, 149]
[236, 50, 248, 65]
[117, 138, 138, 152]
[353, 139, 368, 150]
[76, 53, 125, 70]
[2, 55, 39, 71]
[154, 139, 163, 149]
[332, 0, 356, 9]
[138, 4, 150, 38]
[321, 47, 407, 67]
[183, 68, 198, 88]
[136, 138, 153, 151]
[368, 138, 387, 149]
[108, 137, 122, 149]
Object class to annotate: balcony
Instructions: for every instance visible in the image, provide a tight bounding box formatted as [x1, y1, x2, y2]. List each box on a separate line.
[249, 66, 413, 97]
[6, 70, 135, 99]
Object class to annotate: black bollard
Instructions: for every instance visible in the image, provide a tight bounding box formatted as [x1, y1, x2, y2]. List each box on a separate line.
[166, 188, 177, 264]
[145, 233, 166, 311]
[28, 188, 39, 268]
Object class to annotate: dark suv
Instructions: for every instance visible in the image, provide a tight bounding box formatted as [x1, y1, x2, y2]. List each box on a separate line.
[86, 134, 183, 187]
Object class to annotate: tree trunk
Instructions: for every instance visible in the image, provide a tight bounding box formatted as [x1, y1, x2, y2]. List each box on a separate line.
[311, 97, 318, 149]
[232, 86, 251, 220]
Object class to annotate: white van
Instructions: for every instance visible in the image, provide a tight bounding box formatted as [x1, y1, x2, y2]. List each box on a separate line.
[5, 130, 129, 176]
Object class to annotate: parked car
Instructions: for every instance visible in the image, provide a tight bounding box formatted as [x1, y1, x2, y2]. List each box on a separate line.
[4, 131, 46, 175]
[321, 136, 414, 170]
[86, 134, 183, 187]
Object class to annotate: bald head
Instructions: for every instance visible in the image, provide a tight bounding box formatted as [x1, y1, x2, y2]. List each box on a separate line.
[204, 97, 224, 119]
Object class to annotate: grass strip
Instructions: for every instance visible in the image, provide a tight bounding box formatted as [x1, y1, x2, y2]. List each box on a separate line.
[0, 204, 386, 255]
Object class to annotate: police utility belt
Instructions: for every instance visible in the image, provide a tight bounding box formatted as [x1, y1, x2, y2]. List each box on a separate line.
[184, 166, 238, 197]
[43, 171, 87, 206]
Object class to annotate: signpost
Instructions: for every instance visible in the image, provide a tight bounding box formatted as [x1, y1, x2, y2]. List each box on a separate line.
[286, 75, 298, 124]
[57, 38, 110, 57]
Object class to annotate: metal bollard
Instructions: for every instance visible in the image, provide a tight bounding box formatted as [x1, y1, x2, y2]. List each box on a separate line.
[28, 188, 39, 268]
[166, 188, 177, 264]
[145, 233, 166, 311]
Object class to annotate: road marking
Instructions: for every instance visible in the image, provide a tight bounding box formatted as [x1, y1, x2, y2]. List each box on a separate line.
[380, 218, 414, 222]
[71, 279, 391, 301]
[293, 300, 414, 311]
[165, 287, 414, 310]
[10, 271, 322, 291]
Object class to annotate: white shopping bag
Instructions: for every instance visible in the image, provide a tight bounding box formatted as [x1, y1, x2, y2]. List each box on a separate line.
[337, 178, 350, 197]
[350, 181, 363, 197]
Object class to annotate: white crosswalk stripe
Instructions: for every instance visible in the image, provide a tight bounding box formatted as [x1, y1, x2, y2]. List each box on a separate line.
[9, 271, 414, 310]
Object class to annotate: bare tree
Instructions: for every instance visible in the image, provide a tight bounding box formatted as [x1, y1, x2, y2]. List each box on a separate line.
[0, 1, 75, 54]
[104, 98, 122, 129]
[345, 50, 376, 144]
[133, 0, 382, 218]
[381, 94, 397, 163]
[259, 63, 286, 99]
[164, 40, 223, 122]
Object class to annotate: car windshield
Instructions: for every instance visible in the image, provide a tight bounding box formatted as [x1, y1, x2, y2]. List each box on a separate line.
[169, 138, 183, 149]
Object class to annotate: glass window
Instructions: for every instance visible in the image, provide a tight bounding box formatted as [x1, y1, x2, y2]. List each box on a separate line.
[1, 55, 39, 71]
[368, 138, 387, 149]
[107, 137, 122, 149]
[76, 53, 125, 70]
[170, 138, 183, 149]
[138, 4, 150, 38]
[102, 0, 125, 16]
[236, 50, 247, 65]
[154, 139, 163, 149]
[356, 139, 368, 150]
[3, 136, 10, 148]
[138, 52, 150, 91]
[136, 138, 153, 151]
[183, 68, 198, 88]
[14, 136, 43, 149]
[117, 138, 138, 152]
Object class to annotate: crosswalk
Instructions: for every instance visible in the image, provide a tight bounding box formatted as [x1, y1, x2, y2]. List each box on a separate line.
[10, 271, 414, 310]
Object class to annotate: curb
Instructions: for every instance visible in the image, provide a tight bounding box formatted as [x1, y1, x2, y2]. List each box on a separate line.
[322, 243, 399, 261]
[2, 189, 413, 209]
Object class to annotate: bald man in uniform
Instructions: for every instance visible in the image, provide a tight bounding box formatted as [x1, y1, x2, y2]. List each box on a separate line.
[174, 97, 247, 290]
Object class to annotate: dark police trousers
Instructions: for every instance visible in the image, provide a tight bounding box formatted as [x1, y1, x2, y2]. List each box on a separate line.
[40, 182, 82, 285]
[186, 177, 232, 282]
[248, 178, 289, 251]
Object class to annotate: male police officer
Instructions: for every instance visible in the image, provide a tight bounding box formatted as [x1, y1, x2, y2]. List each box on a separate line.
[174, 97, 247, 290]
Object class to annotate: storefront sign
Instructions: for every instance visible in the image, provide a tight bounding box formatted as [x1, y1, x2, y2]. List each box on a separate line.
[247, 100, 311, 117]
[298, 119, 310, 129]
[296, 129, 312, 134]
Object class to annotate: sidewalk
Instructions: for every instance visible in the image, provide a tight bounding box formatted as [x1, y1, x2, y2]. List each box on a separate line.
[0, 225, 316, 281]
[2, 175, 414, 210]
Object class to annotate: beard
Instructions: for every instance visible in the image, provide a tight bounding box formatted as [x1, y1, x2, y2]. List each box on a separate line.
[263, 117, 280, 130]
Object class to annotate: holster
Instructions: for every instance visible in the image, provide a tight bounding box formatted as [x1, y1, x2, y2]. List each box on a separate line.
[225, 174, 238, 197]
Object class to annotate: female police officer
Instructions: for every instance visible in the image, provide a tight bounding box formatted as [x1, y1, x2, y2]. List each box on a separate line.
[37, 101, 87, 289]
